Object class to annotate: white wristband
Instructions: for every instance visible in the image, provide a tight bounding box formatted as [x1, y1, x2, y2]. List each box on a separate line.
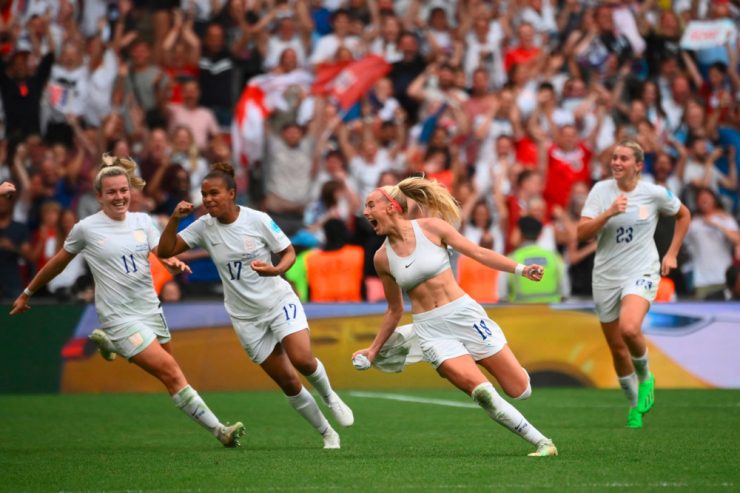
[514, 264, 526, 277]
[23, 287, 34, 297]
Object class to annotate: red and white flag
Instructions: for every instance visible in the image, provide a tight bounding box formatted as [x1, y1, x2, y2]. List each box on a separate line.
[231, 70, 313, 166]
[311, 55, 391, 111]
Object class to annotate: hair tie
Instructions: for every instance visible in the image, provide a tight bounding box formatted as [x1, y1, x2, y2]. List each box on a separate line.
[377, 188, 403, 213]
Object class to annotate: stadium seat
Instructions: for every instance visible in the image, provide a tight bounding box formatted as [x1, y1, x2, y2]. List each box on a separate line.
[306, 245, 364, 302]
[655, 276, 676, 303]
[149, 252, 174, 296]
[457, 255, 499, 303]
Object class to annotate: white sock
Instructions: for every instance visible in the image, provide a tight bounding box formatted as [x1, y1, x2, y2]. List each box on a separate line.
[172, 385, 221, 436]
[286, 386, 330, 435]
[631, 350, 650, 383]
[305, 358, 334, 402]
[618, 373, 639, 407]
[471, 382, 547, 446]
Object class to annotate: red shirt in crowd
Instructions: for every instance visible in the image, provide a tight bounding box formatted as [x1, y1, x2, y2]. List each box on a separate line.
[544, 143, 592, 210]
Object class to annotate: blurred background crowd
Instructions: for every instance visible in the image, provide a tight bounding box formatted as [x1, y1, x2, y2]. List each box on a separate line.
[0, 0, 739, 305]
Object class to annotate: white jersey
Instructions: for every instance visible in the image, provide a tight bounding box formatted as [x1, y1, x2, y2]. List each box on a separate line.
[178, 206, 294, 319]
[581, 180, 681, 287]
[63, 211, 162, 327]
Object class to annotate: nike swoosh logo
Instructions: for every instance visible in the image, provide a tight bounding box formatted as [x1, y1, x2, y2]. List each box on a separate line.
[405, 259, 415, 268]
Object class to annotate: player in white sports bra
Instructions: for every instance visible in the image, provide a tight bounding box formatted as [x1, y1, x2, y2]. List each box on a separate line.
[353, 176, 558, 457]
[578, 140, 690, 429]
[10, 156, 245, 448]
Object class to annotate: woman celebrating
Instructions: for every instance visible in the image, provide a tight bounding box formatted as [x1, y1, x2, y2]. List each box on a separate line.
[353, 176, 557, 457]
[10, 156, 245, 447]
[577, 140, 691, 428]
[157, 163, 353, 449]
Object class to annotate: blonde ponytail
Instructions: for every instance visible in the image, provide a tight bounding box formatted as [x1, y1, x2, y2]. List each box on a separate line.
[380, 176, 461, 226]
[94, 154, 146, 193]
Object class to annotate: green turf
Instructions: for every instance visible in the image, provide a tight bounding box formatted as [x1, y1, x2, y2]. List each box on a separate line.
[0, 389, 738, 492]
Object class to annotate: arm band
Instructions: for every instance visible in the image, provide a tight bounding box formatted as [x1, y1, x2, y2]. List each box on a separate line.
[514, 264, 526, 277]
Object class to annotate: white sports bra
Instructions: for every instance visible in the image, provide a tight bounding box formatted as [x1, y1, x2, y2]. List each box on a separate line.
[385, 220, 451, 292]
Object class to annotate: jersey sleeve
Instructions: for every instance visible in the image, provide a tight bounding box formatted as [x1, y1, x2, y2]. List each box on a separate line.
[581, 183, 603, 218]
[178, 217, 206, 249]
[63, 221, 86, 254]
[145, 214, 161, 250]
[655, 184, 681, 215]
[259, 212, 292, 253]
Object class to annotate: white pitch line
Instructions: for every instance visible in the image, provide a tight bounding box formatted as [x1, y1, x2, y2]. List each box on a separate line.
[347, 391, 479, 408]
[58, 481, 736, 493]
[347, 391, 740, 409]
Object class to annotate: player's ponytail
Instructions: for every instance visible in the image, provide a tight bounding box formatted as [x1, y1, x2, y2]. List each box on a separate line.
[204, 161, 237, 192]
[94, 153, 146, 193]
[390, 176, 461, 226]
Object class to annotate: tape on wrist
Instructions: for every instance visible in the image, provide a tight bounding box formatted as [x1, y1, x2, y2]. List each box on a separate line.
[515, 264, 526, 277]
[23, 287, 34, 297]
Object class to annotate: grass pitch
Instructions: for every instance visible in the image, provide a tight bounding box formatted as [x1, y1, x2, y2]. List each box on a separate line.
[0, 388, 738, 492]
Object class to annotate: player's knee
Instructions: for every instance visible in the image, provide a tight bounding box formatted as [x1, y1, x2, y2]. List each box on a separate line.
[292, 356, 317, 376]
[159, 365, 186, 393]
[508, 369, 532, 400]
[513, 382, 532, 400]
[278, 374, 303, 395]
[621, 320, 642, 340]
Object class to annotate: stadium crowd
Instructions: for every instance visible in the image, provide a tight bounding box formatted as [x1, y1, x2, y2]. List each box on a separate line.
[0, 0, 739, 304]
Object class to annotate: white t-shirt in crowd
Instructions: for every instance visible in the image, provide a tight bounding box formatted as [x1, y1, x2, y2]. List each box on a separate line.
[685, 214, 739, 288]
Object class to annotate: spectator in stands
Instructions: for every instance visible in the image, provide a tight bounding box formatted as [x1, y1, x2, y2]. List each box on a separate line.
[264, 121, 317, 237]
[309, 8, 361, 66]
[45, 40, 88, 147]
[505, 169, 543, 252]
[170, 125, 209, 205]
[0, 43, 54, 142]
[167, 79, 220, 152]
[0, 183, 31, 300]
[161, 10, 201, 104]
[390, 31, 425, 121]
[198, 22, 235, 126]
[461, 196, 505, 254]
[685, 187, 740, 299]
[507, 216, 565, 303]
[259, 5, 311, 71]
[706, 265, 740, 301]
[114, 39, 169, 116]
[504, 22, 540, 73]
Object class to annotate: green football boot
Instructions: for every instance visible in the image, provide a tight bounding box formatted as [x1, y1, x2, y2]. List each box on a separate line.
[637, 373, 655, 414]
[626, 406, 642, 428]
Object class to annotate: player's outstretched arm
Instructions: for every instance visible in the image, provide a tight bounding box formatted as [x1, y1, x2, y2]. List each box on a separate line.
[10, 249, 76, 315]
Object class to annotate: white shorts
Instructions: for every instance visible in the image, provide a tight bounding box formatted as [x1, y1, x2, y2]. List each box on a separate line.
[231, 293, 309, 364]
[593, 274, 659, 323]
[104, 313, 171, 359]
[412, 295, 507, 369]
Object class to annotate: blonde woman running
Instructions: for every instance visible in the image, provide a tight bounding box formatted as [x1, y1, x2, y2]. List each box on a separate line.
[577, 140, 690, 428]
[10, 155, 245, 447]
[353, 176, 557, 457]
